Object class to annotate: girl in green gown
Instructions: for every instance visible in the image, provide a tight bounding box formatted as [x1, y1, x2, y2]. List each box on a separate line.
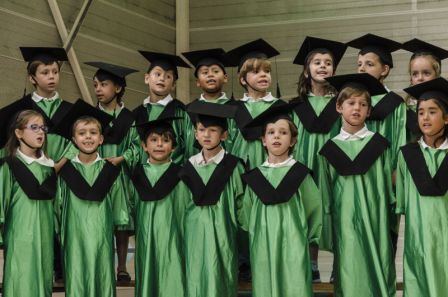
[320, 73, 396, 297]
[0, 110, 56, 297]
[240, 106, 322, 297]
[398, 78, 448, 297]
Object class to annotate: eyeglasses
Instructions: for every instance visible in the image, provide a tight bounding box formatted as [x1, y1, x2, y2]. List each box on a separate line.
[25, 124, 49, 133]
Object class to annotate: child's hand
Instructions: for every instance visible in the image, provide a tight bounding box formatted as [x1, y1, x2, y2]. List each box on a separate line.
[106, 156, 124, 166]
[54, 158, 68, 173]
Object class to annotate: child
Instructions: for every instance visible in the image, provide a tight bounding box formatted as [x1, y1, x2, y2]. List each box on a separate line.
[130, 117, 189, 297]
[398, 78, 448, 297]
[54, 99, 129, 297]
[291, 36, 347, 281]
[133, 51, 194, 163]
[179, 101, 245, 297]
[401, 39, 448, 139]
[240, 104, 322, 297]
[85, 61, 140, 282]
[0, 110, 56, 296]
[226, 38, 287, 169]
[320, 73, 396, 297]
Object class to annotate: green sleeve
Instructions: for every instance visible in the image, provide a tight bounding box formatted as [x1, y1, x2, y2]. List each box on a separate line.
[395, 152, 407, 215]
[111, 174, 130, 226]
[232, 163, 246, 225]
[317, 155, 333, 215]
[382, 148, 396, 205]
[53, 176, 67, 239]
[122, 125, 142, 170]
[0, 163, 13, 244]
[299, 174, 323, 244]
[239, 186, 254, 231]
[61, 141, 78, 160]
[391, 104, 407, 169]
[182, 112, 198, 161]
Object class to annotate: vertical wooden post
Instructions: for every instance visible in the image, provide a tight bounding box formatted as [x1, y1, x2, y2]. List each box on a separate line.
[176, 0, 190, 103]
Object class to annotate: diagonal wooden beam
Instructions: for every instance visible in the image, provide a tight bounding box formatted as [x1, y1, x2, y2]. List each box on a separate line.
[47, 0, 93, 105]
[64, 0, 93, 52]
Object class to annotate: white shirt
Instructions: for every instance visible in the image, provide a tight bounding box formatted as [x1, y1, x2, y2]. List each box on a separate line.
[143, 94, 173, 107]
[333, 125, 374, 141]
[418, 137, 448, 150]
[72, 153, 103, 164]
[261, 156, 296, 168]
[98, 101, 124, 112]
[189, 148, 225, 166]
[240, 92, 276, 103]
[16, 148, 54, 167]
[199, 92, 227, 101]
[32, 91, 59, 102]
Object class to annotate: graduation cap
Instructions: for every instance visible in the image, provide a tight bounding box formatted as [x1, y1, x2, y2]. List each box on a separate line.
[134, 116, 181, 142]
[187, 101, 237, 130]
[182, 48, 229, 77]
[51, 99, 114, 140]
[402, 38, 448, 63]
[0, 98, 34, 147]
[138, 51, 190, 80]
[226, 38, 280, 71]
[325, 73, 387, 97]
[293, 36, 347, 68]
[244, 101, 298, 129]
[85, 61, 138, 87]
[403, 77, 448, 108]
[346, 33, 401, 68]
[20, 47, 68, 64]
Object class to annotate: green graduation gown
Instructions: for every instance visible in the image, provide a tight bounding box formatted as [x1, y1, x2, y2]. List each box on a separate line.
[55, 158, 129, 297]
[179, 153, 245, 297]
[0, 155, 56, 297]
[291, 95, 341, 251]
[396, 142, 448, 297]
[130, 161, 188, 297]
[240, 160, 322, 297]
[319, 133, 396, 297]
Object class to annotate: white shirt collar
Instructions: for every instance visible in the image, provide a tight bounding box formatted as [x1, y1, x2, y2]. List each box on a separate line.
[32, 91, 59, 102]
[98, 101, 124, 111]
[261, 156, 296, 168]
[189, 147, 226, 166]
[146, 159, 172, 165]
[72, 153, 103, 164]
[240, 92, 276, 102]
[16, 148, 54, 167]
[307, 92, 333, 97]
[333, 125, 374, 141]
[199, 92, 227, 101]
[418, 137, 448, 150]
[143, 94, 173, 107]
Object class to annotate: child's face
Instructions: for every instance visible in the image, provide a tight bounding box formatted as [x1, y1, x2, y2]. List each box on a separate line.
[143, 133, 174, 164]
[144, 66, 175, 98]
[30, 62, 60, 96]
[93, 77, 121, 104]
[72, 122, 103, 154]
[262, 119, 294, 158]
[410, 56, 438, 86]
[336, 95, 370, 127]
[357, 53, 389, 81]
[307, 53, 334, 83]
[15, 116, 47, 150]
[418, 99, 448, 137]
[195, 122, 227, 150]
[196, 65, 228, 94]
[241, 68, 272, 94]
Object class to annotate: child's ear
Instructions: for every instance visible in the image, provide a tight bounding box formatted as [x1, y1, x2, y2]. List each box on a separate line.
[380, 64, 390, 78]
[195, 78, 201, 88]
[366, 106, 372, 117]
[115, 86, 122, 94]
[98, 134, 104, 146]
[336, 103, 343, 114]
[144, 73, 150, 85]
[170, 81, 176, 92]
[15, 128, 23, 139]
[290, 136, 297, 148]
[240, 76, 247, 86]
[220, 130, 229, 141]
[261, 135, 267, 147]
[223, 73, 229, 83]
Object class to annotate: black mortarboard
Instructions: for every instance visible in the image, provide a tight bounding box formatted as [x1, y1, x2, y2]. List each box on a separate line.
[346, 33, 401, 68]
[187, 101, 237, 130]
[85, 61, 138, 87]
[226, 39, 280, 71]
[402, 38, 448, 62]
[51, 99, 114, 140]
[244, 102, 298, 129]
[403, 77, 448, 108]
[20, 47, 68, 64]
[293, 36, 348, 68]
[325, 73, 387, 96]
[182, 48, 229, 77]
[134, 116, 181, 142]
[0, 98, 34, 147]
[138, 51, 190, 80]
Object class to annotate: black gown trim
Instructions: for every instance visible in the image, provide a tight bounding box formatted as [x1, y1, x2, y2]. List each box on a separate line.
[368, 91, 403, 121]
[291, 96, 339, 133]
[103, 107, 135, 144]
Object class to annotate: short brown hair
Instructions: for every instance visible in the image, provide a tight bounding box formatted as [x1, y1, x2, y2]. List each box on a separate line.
[239, 58, 271, 89]
[262, 116, 298, 155]
[72, 116, 103, 136]
[336, 86, 371, 107]
[27, 60, 61, 76]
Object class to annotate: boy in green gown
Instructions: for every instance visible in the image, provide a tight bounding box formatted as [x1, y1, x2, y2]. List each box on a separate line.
[179, 101, 245, 297]
[129, 117, 189, 297]
[54, 100, 129, 297]
[320, 73, 396, 297]
[0, 109, 56, 297]
[240, 104, 322, 297]
[398, 78, 448, 297]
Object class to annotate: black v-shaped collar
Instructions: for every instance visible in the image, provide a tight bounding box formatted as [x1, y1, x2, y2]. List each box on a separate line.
[368, 91, 403, 121]
[132, 99, 185, 125]
[131, 163, 181, 201]
[103, 107, 135, 144]
[406, 109, 419, 136]
[291, 96, 339, 133]
[4, 156, 56, 200]
[231, 100, 286, 141]
[179, 154, 240, 206]
[59, 161, 120, 202]
[242, 161, 310, 205]
[26, 95, 73, 132]
[401, 143, 448, 196]
[319, 133, 389, 176]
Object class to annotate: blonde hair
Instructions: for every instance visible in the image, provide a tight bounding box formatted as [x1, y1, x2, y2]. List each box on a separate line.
[239, 58, 271, 89]
[72, 116, 103, 136]
[336, 86, 371, 107]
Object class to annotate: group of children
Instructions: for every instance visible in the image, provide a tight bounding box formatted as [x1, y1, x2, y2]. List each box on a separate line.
[0, 32, 447, 297]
